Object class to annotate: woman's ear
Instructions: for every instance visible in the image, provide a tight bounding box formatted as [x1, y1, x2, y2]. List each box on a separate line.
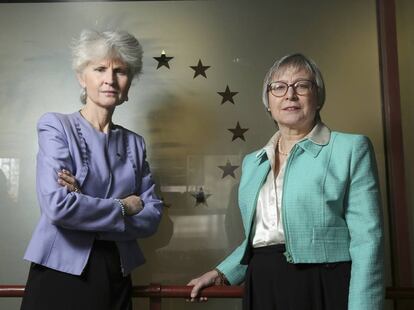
[77, 73, 86, 88]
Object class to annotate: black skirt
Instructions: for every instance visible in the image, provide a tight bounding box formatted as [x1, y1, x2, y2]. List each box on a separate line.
[243, 244, 351, 310]
[21, 240, 132, 310]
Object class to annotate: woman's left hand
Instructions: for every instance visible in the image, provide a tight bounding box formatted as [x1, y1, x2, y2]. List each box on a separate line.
[57, 169, 81, 193]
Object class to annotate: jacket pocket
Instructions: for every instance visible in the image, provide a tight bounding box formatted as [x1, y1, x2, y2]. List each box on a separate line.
[312, 226, 351, 262]
[312, 226, 350, 243]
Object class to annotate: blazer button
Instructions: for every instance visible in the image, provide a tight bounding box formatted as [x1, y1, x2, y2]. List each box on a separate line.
[284, 251, 293, 263]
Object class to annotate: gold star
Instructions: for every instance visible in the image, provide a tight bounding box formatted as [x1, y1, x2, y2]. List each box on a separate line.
[217, 85, 238, 104]
[190, 187, 212, 206]
[190, 59, 211, 78]
[228, 122, 249, 141]
[218, 160, 239, 179]
[153, 51, 174, 69]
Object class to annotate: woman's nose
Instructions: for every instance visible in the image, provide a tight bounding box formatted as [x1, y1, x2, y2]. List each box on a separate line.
[285, 85, 297, 100]
[104, 71, 115, 85]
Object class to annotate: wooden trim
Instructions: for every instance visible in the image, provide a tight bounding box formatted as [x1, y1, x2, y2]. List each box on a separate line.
[376, 0, 412, 287]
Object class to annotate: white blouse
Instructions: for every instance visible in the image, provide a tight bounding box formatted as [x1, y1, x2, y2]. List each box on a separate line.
[251, 131, 286, 247]
[251, 123, 329, 248]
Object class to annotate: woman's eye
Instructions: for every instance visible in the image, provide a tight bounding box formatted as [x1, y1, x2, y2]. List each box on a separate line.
[116, 70, 128, 76]
[296, 81, 311, 89]
[274, 84, 286, 91]
[94, 67, 106, 72]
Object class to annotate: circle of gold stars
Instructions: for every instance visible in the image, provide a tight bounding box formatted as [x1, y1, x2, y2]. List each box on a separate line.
[152, 51, 247, 189]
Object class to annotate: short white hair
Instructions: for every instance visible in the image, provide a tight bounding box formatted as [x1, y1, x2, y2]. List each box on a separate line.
[71, 29, 143, 104]
[72, 29, 143, 78]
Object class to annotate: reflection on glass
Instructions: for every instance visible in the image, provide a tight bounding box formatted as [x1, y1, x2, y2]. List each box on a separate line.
[0, 158, 20, 203]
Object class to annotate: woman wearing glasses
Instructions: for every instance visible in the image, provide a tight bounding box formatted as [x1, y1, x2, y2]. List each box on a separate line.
[188, 53, 384, 310]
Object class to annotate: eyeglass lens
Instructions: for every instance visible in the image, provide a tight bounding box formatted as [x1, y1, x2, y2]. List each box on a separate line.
[269, 80, 313, 97]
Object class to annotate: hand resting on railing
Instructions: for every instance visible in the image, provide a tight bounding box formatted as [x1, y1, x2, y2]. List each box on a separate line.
[187, 268, 229, 302]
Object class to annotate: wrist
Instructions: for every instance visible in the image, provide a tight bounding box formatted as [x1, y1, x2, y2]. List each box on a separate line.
[115, 198, 126, 217]
[213, 268, 229, 285]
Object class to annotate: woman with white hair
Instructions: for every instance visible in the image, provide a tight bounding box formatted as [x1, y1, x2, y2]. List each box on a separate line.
[188, 53, 384, 310]
[21, 30, 163, 310]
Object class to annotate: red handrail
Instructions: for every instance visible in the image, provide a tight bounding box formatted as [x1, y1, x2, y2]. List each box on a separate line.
[2, 284, 414, 310]
[386, 287, 414, 299]
[133, 284, 243, 298]
[2, 285, 414, 299]
[0, 284, 244, 298]
[0, 285, 25, 298]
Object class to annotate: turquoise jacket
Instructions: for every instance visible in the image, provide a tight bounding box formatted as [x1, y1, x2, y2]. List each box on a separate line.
[217, 124, 384, 310]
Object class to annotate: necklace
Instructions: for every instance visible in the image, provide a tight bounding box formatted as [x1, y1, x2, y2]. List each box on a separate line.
[277, 138, 289, 156]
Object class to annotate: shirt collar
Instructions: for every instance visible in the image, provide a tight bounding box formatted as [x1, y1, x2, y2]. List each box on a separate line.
[255, 122, 331, 160]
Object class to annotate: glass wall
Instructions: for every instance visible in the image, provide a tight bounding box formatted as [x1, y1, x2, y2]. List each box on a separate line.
[0, 1, 391, 309]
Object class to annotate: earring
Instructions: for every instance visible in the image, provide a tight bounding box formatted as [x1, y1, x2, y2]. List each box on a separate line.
[80, 87, 87, 103]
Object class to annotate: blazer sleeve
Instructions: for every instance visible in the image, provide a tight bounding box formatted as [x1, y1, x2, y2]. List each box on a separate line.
[99, 137, 163, 241]
[215, 156, 250, 285]
[215, 239, 248, 285]
[36, 113, 126, 232]
[345, 135, 384, 310]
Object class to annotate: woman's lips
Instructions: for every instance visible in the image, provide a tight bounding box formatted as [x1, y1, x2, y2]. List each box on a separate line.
[283, 106, 300, 111]
[101, 91, 118, 95]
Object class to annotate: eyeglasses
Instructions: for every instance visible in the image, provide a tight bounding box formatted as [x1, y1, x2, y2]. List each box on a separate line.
[267, 80, 315, 97]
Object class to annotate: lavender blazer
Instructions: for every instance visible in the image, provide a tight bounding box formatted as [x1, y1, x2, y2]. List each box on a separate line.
[24, 112, 163, 275]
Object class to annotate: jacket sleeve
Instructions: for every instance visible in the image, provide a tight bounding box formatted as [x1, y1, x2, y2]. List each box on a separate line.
[216, 239, 248, 285]
[36, 113, 126, 232]
[99, 137, 163, 241]
[215, 156, 250, 285]
[345, 135, 384, 310]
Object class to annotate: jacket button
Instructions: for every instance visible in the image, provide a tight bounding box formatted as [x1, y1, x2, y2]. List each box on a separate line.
[284, 251, 293, 263]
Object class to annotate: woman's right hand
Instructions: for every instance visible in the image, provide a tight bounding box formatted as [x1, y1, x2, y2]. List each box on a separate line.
[57, 169, 81, 193]
[121, 195, 144, 216]
[187, 269, 221, 301]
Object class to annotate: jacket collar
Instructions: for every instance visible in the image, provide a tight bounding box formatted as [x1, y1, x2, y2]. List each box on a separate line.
[255, 122, 331, 161]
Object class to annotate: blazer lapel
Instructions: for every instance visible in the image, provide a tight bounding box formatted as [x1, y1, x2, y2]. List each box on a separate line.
[239, 155, 271, 234]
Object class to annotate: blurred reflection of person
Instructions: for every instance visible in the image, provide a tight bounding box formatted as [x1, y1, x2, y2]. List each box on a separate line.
[188, 53, 384, 310]
[0, 169, 14, 208]
[21, 29, 163, 310]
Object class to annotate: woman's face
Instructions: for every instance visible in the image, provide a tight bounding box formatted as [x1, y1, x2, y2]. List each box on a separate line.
[78, 58, 131, 109]
[268, 66, 319, 133]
